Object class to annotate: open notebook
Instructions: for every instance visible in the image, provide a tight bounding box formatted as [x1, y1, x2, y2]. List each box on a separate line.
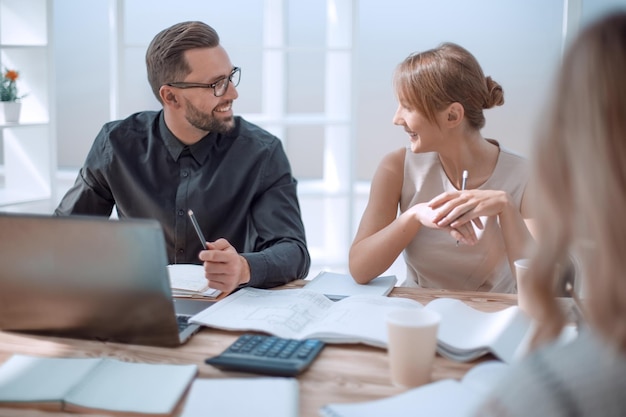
[0, 212, 211, 346]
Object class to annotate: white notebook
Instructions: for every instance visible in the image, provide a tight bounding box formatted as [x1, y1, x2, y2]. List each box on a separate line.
[319, 361, 509, 417]
[305, 271, 397, 300]
[180, 377, 298, 417]
[0, 354, 197, 415]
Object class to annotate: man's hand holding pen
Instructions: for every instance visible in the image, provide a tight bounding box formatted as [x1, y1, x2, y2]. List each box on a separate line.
[198, 238, 251, 294]
[188, 209, 251, 294]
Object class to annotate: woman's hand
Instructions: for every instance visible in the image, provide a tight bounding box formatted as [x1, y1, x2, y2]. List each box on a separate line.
[408, 201, 478, 245]
[427, 189, 511, 243]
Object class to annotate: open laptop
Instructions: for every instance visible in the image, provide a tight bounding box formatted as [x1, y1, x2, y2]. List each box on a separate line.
[0, 212, 211, 347]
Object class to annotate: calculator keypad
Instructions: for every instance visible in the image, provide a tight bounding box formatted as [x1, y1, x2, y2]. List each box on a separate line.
[205, 334, 325, 377]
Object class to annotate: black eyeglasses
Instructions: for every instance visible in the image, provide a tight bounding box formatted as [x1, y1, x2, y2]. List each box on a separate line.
[165, 67, 241, 97]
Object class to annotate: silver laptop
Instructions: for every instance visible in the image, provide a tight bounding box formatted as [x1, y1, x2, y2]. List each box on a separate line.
[0, 212, 210, 347]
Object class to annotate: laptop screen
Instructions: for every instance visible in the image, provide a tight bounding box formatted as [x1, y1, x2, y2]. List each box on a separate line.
[0, 213, 184, 346]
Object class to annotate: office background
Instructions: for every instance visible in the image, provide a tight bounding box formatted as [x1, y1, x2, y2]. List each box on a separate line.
[1, 0, 625, 281]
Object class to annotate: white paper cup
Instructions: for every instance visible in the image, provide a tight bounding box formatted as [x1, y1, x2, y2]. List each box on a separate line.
[514, 258, 533, 317]
[386, 308, 441, 388]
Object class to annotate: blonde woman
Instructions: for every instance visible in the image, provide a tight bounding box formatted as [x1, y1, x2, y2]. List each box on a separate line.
[350, 43, 533, 292]
[476, 12, 626, 416]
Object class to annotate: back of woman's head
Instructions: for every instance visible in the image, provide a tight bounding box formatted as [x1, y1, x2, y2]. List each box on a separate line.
[393, 42, 504, 130]
[530, 11, 626, 350]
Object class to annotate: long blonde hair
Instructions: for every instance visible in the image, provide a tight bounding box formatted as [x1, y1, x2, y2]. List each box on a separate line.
[528, 12, 626, 351]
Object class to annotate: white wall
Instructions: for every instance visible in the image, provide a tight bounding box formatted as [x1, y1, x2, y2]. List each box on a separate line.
[355, 0, 564, 180]
[51, 0, 626, 172]
[53, 0, 110, 169]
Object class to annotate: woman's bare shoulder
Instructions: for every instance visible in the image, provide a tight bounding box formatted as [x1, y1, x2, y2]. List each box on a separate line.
[376, 147, 406, 176]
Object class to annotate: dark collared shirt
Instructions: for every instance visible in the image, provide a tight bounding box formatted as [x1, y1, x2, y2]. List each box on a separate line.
[55, 111, 310, 288]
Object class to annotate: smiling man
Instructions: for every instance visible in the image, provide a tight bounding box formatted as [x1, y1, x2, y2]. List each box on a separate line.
[55, 21, 310, 293]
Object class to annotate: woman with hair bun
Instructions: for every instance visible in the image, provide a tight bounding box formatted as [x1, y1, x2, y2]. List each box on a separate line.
[350, 42, 533, 292]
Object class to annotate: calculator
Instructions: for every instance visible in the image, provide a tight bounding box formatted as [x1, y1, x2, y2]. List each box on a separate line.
[205, 333, 325, 377]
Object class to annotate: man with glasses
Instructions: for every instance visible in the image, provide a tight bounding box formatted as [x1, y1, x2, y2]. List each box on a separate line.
[55, 21, 310, 294]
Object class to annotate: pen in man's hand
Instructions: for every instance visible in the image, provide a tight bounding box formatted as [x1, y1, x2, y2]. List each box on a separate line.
[188, 209, 208, 250]
[456, 170, 469, 247]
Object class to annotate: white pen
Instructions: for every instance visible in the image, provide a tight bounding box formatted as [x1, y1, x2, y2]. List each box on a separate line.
[187, 209, 208, 250]
[456, 170, 469, 247]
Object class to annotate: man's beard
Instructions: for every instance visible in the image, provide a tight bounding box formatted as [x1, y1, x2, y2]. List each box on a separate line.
[184, 99, 235, 134]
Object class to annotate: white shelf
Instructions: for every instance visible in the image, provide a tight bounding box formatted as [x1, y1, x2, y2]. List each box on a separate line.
[0, 0, 47, 46]
[0, 0, 55, 207]
[0, 186, 49, 206]
[0, 120, 47, 128]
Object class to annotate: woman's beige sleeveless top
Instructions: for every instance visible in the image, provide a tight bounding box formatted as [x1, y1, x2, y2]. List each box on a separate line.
[400, 143, 528, 292]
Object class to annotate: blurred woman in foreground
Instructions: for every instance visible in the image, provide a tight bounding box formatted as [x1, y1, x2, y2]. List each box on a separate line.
[476, 11, 626, 417]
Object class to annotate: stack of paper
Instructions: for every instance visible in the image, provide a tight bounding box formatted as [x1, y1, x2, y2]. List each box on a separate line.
[190, 287, 422, 348]
[168, 264, 221, 299]
[190, 288, 578, 362]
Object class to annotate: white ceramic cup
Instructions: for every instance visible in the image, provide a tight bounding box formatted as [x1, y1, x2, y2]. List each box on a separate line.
[514, 258, 533, 317]
[386, 308, 441, 388]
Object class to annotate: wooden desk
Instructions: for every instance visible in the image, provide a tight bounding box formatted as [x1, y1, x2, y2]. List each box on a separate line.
[0, 283, 517, 417]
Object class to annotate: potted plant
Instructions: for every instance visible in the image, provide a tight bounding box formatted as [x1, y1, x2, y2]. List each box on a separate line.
[0, 68, 26, 123]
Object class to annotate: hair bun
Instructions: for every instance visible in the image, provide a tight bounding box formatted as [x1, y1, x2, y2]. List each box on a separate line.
[484, 76, 505, 108]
